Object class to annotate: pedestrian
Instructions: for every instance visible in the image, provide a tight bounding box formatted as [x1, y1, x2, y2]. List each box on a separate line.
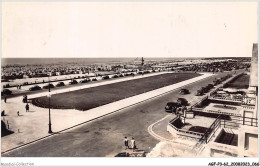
[124, 137, 129, 150]
[17, 85, 19, 90]
[131, 137, 136, 152]
[26, 103, 29, 112]
[19, 85, 22, 89]
[4, 96, 7, 103]
[2, 110, 5, 116]
[25, 95, 28, 103]
[17, 111, 19, 116]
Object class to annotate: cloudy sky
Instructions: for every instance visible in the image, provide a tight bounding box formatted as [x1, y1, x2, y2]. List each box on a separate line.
[2, 1, 258, 58]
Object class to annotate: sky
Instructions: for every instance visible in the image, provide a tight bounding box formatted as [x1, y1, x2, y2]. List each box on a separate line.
[2, 1, 258, 58]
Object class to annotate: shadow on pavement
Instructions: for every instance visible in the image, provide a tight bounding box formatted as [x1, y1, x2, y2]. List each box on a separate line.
[1, 121, 14, 137]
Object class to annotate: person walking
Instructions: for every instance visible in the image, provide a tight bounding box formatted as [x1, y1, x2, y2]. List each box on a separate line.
[131, 137, 136, 152]
[4, 96, 7, 103]
[17, 111, 20, 116]
[25, 95, 28, 103]
[124, 137, 129, 150]
[26, 103, 29, 112]
[22, 95, 25, 103]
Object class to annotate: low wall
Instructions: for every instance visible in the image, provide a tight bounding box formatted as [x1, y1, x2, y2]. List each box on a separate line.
[167, 117, 204, 139]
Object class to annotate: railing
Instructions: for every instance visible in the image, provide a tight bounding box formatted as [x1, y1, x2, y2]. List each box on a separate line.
[225, 115, 258, 127]
[209, 96, 242, 102]
[201, 115, 222, 143]
[192, 113, 258, 154]
[203, 109, 241, 116]
[242, 105, 255, 110]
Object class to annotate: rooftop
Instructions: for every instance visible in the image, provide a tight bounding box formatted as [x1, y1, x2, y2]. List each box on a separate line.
[203, 103, 243, 116]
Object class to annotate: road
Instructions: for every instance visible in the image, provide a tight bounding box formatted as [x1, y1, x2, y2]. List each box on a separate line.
[2, 71, 238, 157]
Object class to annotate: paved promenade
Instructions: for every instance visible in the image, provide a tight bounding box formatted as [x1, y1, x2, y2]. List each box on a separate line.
[1, 72, 213, 153]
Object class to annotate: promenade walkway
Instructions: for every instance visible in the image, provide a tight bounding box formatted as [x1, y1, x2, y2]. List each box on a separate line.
[1, 72, 213, 153]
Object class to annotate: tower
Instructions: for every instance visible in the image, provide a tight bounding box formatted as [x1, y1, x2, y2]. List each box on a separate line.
[141, 57, 144, 66]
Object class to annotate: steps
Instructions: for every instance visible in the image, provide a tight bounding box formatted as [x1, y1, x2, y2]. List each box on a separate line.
[220, 128, 235, 145]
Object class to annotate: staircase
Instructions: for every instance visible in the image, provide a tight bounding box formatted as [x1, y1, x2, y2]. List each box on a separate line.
[221, 129, 235, 145]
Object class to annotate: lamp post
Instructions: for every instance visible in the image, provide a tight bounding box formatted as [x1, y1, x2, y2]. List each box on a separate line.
[48, 77, 53, 134]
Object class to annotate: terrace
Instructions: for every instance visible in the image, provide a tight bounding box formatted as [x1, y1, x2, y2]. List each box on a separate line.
[167, 116, 216, 139]
[203, 103, 243, 116]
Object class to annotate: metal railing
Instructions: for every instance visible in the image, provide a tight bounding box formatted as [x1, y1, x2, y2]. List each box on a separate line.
[242, 105, 255, 110]
[209, 96, 243, 102]
[200, 115, 222, 144]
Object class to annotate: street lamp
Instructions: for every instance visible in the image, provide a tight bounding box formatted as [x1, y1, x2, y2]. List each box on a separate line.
[48, 77, 53, 134]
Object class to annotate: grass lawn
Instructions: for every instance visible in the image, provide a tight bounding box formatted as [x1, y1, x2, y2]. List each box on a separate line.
[228, 74, 249, 89]
[31, 73, 200, 111]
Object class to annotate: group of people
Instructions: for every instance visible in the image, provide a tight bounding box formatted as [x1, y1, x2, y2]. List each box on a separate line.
[16, 85, 22, 89]
[124, 137, 136, 151]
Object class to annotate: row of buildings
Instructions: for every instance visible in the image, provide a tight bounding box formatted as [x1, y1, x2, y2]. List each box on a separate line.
[166, 44, 258, 157]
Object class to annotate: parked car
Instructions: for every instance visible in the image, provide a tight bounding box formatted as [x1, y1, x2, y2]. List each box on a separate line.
[102, 75, 110, 80]
[207, 84, 214, 89]
[165, 102, 181, 113]
[213, 79, 221, 86]
[196, 89, 203, 96]
[69, 79, 78, 85]
[29, 85, 41, 91]
[80, 78, 91, 83]
[56, 82, 65, 87]
[177, 98, 188, 106]
[23, 82, 29, 85]
[119, 74, 124, 77]
[179, 89, 189, 95]
[112, 75, 119, 78]
[1, 89, 12, 96]
[92, 78, 97, 81]
[43, 84, 55, 89]
[3, 84, 10, 88]
[201, 86, 209, 93]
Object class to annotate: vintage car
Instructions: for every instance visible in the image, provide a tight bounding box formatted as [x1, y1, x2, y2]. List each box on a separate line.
[165, 102, 181, 113]
[196, 89, 204, 96]
[102, 75, 110, 80]
[29, 85, 41, 91]
[80, 78, 91, 83]
[112, 75, 119, 78]
[179, 89, 190, 95]
[177, 98, 188, 106]
[43, 83, 55, 89]
[23, 82, 29, 85]
[207, 84, 214, 89]
[1, 89, 12, 96]
[69, 79, 78, 85]
[56, 82, 65, 87]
